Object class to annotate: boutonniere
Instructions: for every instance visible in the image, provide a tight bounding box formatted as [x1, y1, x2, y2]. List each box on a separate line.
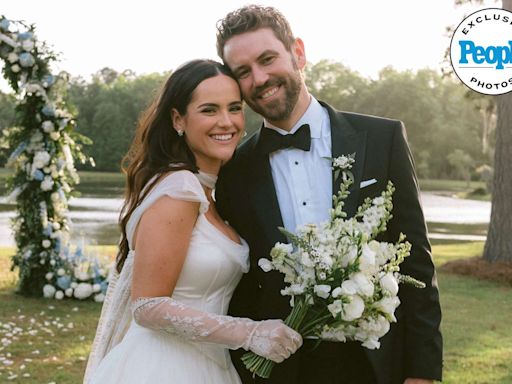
[324, 153, 356, 185]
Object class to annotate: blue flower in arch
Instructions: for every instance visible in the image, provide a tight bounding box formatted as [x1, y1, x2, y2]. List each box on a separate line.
[33, 169, 44, 181]
[0, 18, 9, 31]
[19, 52, 35, 67]
[57, 275, 71, 290]
[17, 32, 34, 41]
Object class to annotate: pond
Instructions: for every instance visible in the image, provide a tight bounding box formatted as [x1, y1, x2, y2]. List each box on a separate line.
[0, 192, 491, 247]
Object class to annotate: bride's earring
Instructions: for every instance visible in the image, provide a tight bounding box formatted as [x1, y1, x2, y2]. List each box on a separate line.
[177, 130, 184, 137]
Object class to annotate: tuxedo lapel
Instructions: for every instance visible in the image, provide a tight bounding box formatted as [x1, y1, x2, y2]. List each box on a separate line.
[322, 102, 367, 218]
[248, 131, 287, 246]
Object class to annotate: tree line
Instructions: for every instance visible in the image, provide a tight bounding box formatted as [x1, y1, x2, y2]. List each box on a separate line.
[0, 61, 495, 180]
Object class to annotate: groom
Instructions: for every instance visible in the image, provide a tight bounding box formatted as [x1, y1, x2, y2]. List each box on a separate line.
[215, 5, 442, 384]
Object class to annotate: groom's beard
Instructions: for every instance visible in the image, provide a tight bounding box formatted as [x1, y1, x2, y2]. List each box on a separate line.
[246, 70, 302, 123]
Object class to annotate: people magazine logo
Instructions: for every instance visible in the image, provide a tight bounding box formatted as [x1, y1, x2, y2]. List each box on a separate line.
[450, 8, 512, 95]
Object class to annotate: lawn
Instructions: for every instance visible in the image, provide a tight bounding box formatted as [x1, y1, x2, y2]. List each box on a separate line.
[0, 242, 510, 383]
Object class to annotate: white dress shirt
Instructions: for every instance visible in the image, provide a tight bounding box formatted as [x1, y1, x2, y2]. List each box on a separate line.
[265, 97, 333, 232]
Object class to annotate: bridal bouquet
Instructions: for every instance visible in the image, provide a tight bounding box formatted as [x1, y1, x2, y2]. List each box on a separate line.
[242, 154, 425, 378]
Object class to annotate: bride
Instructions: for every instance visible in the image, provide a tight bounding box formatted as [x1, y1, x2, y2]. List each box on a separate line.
[83, 59, 302, 383]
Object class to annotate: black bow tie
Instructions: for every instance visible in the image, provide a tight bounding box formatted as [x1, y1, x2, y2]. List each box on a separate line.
[258, 124, 311, 154]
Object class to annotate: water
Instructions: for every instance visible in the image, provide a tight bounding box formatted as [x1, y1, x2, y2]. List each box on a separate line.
[0, 192, 491, 247]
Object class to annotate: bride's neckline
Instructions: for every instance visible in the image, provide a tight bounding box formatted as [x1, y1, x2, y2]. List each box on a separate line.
[196, 170, 217, 189]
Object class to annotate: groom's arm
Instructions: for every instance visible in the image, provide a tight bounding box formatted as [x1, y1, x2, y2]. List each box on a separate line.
[387, 122, 443, 381]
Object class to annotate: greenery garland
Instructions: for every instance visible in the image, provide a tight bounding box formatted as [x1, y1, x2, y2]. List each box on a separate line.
[0, 16, 109, 300]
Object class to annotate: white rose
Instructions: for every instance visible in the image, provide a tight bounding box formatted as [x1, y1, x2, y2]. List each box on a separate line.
[92, 283, 101, 293]
[94, 293, 105, 303]
[42, 239, 51, 248]
[42, 121, 54, 132]
[52, 221, 61, 230]
[258, 258, 273, 272]
[7, 52, 18, 63]
[353, 272, 375, 297]
[313, 284, 331, 299]
[51, 192, 60, 202]
[45, 272, 54, 280]
[76, 271, 90, 281]
[380, 273, 399, 296]
[57, 268, 65, 276]
[65, 288, 73, 297]
[43, 284, 56, 298]
[55, 291, 64, 300]
[41, 176, 54, 191]
[70, 282, 78, 289]
[343, 295, 365, 321]
[74, 283, 93, 300]
[49, 131, 60, 141]
[11, 64, 20, 73]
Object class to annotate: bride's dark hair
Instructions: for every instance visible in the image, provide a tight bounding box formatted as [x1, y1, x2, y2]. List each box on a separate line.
[116, 59, 236, 273]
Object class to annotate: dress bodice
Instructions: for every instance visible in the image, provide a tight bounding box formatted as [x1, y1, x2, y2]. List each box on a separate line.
[124, 171, 249, 368]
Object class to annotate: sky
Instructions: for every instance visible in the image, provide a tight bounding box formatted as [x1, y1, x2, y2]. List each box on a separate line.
[0, 0, 491, 88]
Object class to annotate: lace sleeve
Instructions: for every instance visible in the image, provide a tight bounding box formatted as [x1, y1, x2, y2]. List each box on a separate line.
[131, 297, 302, 363]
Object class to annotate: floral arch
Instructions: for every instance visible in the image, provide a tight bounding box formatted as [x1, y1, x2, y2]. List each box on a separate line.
[0, 16, 108, 300]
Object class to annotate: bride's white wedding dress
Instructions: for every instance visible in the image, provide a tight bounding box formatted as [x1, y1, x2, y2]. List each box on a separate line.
[85, 171, 250, 383]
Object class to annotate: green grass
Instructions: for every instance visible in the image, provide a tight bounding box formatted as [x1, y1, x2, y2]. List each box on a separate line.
[0, 243, 510, 383]
[419, 179, 485, 192]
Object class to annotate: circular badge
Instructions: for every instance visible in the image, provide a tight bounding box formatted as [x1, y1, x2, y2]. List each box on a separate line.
[450, 8, 512, 95]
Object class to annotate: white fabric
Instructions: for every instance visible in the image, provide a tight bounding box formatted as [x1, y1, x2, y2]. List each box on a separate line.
[266, 97, 333, 232]
[85, 170, 251, 384]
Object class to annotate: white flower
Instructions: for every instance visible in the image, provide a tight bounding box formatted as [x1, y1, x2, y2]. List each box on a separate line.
[70, 282, 78, 289]
[258, 258, 273, 272]
[32, 151, 51, 169]
[321, 327, 347, 342]
[11, 64, 20, 73]
[92, 283, 101, 293]
[343, 295, 365, 321]
[352, 272, 375, 297]
[52, 221, 61, 230]
[7, 52, 18, 63]
[42, 239, 51, 248]
[42, 121, 54, 132]
[94, 293, 105, 302]
[51, 192, 60, 202]
[341, 244, 358, 267]
[49, 131, 60, 141]
[22, 39, 35, 51]
[74, 283, 93, 300]
[360, 244, 377, 272]
[333, 155, 355, 170]
[43, 284, 56, 298]
[327, 300, 343, 317]
[55, 291, 64, 300]
[380, 273, 399, 296]
[375, 296, 400, 320]
[331, 287, 343, 298]
[41, 176, 54, 191]
[313, 284, 331, 299]
[45, 272, 53, 280]
[339, 280, 358, 296]
[65, 288, 73, 297]
[57, 268, 65, 276]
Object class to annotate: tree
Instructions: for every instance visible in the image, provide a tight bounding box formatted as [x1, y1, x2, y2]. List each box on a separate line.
[447, 149, 473, 188]
[482, 0, 512, 263]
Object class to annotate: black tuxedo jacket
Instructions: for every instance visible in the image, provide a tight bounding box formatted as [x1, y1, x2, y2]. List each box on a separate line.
[216, 102, 443, 384]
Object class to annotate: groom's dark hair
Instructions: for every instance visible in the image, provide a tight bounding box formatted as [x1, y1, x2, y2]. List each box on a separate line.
[216, 5, 295, 60]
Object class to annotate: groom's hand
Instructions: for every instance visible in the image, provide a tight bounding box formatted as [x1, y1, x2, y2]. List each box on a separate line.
[404, 379, 433, 384]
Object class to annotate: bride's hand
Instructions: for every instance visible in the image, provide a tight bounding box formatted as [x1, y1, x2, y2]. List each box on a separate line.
[246, 319, 303, 363]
